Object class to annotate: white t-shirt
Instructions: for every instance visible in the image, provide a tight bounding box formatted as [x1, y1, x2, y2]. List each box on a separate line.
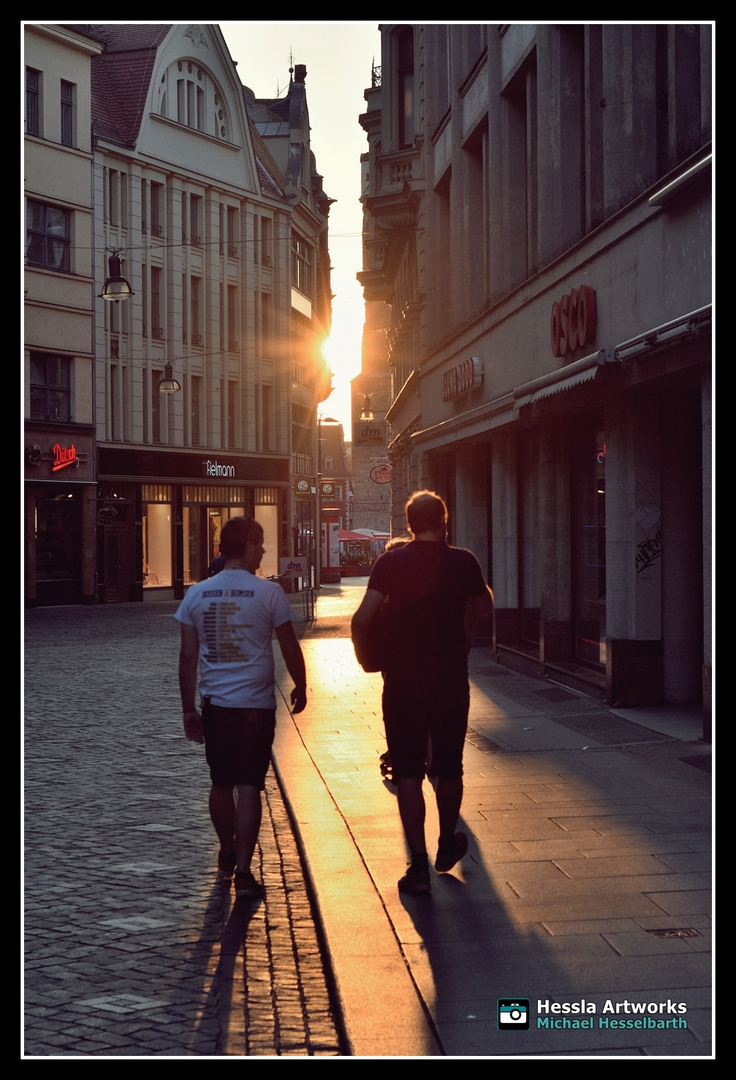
[175, 569, 294, 708]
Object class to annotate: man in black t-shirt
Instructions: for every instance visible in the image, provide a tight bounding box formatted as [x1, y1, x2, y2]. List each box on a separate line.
[352, 491, 493, 895]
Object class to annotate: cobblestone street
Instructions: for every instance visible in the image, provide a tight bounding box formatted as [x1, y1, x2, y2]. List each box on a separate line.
[23, 601, 343, 1057]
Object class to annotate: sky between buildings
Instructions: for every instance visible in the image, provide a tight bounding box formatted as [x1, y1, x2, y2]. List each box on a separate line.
[222, 21, 381, 435]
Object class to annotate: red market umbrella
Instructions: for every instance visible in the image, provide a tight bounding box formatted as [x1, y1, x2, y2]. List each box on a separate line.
[338, 529, 371, 542]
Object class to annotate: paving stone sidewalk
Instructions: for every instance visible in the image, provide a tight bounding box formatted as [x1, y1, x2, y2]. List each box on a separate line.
[23, 601, 344, 1058]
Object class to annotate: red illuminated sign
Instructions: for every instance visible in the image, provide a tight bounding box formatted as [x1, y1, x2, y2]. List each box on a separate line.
[52, 443, 77, 472]
[551, 285, 597, 357]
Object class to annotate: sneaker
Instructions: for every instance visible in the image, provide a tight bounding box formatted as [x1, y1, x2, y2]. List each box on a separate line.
[434, 831, 468, 873]
[234, 870, 264, 900]
[398, 866, 431, 895]
[217, 850, 236, 883]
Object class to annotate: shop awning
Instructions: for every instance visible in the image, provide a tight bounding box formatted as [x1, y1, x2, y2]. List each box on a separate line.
[338, 529, 371, 542]
[512, 350, 609, 409]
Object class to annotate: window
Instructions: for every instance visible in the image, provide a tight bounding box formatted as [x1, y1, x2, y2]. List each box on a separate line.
[291, 232, 313, 297]
[227, 286, 238, 350]
[151, 370, 163, 444]
[260, 292, 271, 356]
[107, 169, 119, 226]
[150, 182, 163, 237]
[259, 215, 272, 265]
[190, 375, 202, 445]
[190, 195, 202, 246]
[292, 404, 313, 475]
[26, 68, 40, 136]
[60, 80, 74, 146]
[158, 60, 229, 140]
[397, 28, 415, 148]
[503, 53, 538, 284]
[177, 68, 205, 130]
[227, 381, 237, 449]
[29, 353, 71, 421]
[262, 385, 273, 451]
[227, 206, 238, 256]
[150, 267, 163, 338]
[191, 276, 201, 344]
[26, 200, 70, 271]
[141, 179, 147, 233]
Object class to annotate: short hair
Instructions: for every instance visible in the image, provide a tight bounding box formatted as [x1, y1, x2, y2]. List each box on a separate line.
[384, 534, 411, 551]
[219, 515, 263, 559]
[405, 490, 447, 535]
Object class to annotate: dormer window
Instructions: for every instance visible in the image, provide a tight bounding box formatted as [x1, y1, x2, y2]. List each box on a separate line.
[156, 60, 228, 140]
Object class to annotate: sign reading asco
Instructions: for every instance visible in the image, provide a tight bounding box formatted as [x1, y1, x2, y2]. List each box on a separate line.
[551, 285, 597, 357]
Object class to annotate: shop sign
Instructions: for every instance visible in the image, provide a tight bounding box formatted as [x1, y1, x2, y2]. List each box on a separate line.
[353, 420, 386, 444]
[370, 465, 393, 484]
[279, 556, 309, 577]
[204, 459, 235, 478]
[441, 356, 483, 402]
[52, 443, 78, 472]
[551, 285, 597, 357]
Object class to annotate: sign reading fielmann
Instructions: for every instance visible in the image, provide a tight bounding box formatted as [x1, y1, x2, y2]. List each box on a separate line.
[204, 459, 235, 478]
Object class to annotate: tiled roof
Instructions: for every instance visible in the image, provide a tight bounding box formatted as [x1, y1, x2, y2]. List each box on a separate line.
[255, 95, 291, 123]
[89, 24, 172, 147]
[92, 23, 171, 52]
[86, 22, 289, 203]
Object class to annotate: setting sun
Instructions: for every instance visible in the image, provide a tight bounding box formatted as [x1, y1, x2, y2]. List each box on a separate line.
[320, 269, 365, 432]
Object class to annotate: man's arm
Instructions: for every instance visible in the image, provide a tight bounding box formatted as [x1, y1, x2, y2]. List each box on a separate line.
[466, 583, 494, 617]
[179, 622, 204, 743]
[274, 620, 308, 714]
[465, 583, 494, 647]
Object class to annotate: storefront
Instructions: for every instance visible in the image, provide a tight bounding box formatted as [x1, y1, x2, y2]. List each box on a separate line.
[96, 448, 289, 602]
[413, 318, 709, 710]
[24, 423, 97, 606]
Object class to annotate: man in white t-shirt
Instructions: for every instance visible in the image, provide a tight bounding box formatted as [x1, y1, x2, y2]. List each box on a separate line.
[176, 515, 307, 900]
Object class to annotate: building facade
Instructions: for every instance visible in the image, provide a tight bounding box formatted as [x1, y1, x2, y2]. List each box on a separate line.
[89, 25, 332, 603]
[24, 24, 104, 606]
[316, 418, 350, 582]
[359, 24, 712, 719]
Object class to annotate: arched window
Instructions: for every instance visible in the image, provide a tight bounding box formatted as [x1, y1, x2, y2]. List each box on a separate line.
[156, 61, 229, 140]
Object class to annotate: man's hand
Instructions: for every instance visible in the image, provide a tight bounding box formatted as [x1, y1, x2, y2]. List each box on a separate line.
[290, 687, 307, 714]
[183, 708, 204, 744]
[275, 621, 307, 715]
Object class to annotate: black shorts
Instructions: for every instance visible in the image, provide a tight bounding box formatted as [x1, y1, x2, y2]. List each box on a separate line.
[381, 671, 469, 781]
[201, 699, 276, 789]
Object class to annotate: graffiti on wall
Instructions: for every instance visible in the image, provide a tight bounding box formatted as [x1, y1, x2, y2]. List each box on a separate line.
[635, 487, 661, 578]
[636, 528, 662, 576]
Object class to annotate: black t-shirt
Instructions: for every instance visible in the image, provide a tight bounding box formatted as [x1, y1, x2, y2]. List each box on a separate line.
[367, 540, 487, 678]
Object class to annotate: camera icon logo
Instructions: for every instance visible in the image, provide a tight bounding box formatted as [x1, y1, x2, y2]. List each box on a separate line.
[497, 998, 530, 1030]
